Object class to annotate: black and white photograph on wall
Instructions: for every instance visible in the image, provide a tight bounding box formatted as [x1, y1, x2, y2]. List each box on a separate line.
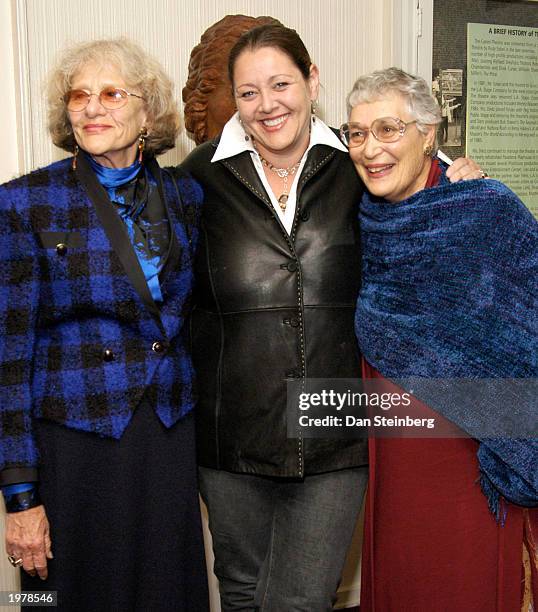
[434, 68, 463, 147]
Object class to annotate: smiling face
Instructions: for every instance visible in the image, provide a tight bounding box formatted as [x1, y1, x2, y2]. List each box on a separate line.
[68, 62, 148, 168]
[348, 93, 435, 202]
[232, 46, 319, 164]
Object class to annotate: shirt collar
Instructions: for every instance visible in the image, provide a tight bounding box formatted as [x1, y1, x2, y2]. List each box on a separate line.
[211, 111, 348, 163]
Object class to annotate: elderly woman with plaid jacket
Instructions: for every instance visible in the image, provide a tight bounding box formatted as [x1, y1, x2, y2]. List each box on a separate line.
[0, 39, 208, 610]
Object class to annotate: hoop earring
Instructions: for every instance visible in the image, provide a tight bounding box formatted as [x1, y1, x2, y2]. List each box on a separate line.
[71, 145, 79, 171]
[138, 127, 148, 162]
[424, 144, 433, 157]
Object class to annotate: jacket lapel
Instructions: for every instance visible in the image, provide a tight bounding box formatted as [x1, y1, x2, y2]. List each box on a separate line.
[221, 152, 272, 207]
[221, 145, 337, 203]
[151, 161, 181, 297]
[220, 151, 295, 238]
[220, 146, 338, 241]
[297, 144, 336, 199]
[75, 153, 164, 329]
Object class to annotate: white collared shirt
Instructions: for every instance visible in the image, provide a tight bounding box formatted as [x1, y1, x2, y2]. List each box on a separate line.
[211, 112, 348, 233]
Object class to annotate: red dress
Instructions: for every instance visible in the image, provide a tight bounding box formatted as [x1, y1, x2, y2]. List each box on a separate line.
[360, 360, 538, 611]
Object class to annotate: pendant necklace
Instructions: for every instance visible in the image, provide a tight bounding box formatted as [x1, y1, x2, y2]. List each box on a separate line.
[255, 146, 302, 211]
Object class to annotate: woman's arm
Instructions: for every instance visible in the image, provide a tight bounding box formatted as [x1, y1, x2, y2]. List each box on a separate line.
[0, 198, 40, 470]
[0, 189, 51, 576]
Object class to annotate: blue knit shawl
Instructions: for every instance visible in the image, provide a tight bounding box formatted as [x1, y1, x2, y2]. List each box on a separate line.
[356, 169, 538, 515]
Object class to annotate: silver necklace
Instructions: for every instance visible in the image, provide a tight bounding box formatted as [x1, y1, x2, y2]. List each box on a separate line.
[256, 149, 301, 211]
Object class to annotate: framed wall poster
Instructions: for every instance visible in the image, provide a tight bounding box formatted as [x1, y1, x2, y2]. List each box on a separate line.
[423, 0, 538, 218]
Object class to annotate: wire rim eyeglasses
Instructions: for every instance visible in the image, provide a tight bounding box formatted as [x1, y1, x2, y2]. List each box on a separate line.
[64, 87, 145, 112]
[339, 117, 418, 148]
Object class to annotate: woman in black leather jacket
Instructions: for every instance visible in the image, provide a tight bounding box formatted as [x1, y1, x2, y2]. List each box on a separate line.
[181, 23, 481, 612]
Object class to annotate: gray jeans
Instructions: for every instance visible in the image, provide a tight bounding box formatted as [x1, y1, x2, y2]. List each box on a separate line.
[199, 466, 368, 612]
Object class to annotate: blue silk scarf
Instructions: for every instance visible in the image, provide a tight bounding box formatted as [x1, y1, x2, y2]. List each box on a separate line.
[89, 155, 164, 302]
[356, 168, 538, 516]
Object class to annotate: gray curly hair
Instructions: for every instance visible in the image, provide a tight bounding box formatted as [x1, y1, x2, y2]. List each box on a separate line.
[47, 38, 180, 155]
[346, 67, 441, 145]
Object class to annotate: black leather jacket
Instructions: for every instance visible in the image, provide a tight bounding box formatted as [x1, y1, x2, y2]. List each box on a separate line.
[181, 137, 367, 477]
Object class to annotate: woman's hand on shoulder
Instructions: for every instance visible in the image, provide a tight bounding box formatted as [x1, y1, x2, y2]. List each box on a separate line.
[446, 157, 487, 182]
[5, 505, 52, 579]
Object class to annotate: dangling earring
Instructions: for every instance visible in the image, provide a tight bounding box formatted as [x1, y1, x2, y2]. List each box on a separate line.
[239, 116, 250, 142]
[71, 144, 79, 170]
[311, 100, 318, 123]
[138, 127, 148, 162]
[424, 144, 433, 157]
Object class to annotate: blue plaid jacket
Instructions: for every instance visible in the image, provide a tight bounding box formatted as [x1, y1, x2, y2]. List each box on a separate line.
[0, 155, 201, 482]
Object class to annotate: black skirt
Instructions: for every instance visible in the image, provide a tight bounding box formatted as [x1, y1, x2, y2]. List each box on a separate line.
[21, 401, 208, 612]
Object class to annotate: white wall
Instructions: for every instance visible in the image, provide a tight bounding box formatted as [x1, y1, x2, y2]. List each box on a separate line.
[12, 0, 394, 172]
[1, 0, 20, 183]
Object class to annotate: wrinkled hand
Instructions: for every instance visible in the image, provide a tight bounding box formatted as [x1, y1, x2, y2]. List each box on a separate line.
[446, 157, 487, 182]
[5, 505, 52, 579]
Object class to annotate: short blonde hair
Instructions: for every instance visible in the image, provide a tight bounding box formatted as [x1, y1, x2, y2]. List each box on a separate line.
[47, 38, 180, 156]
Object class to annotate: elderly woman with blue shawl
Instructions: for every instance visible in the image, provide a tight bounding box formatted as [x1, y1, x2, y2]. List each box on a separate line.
[340, 67, 538, 611]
